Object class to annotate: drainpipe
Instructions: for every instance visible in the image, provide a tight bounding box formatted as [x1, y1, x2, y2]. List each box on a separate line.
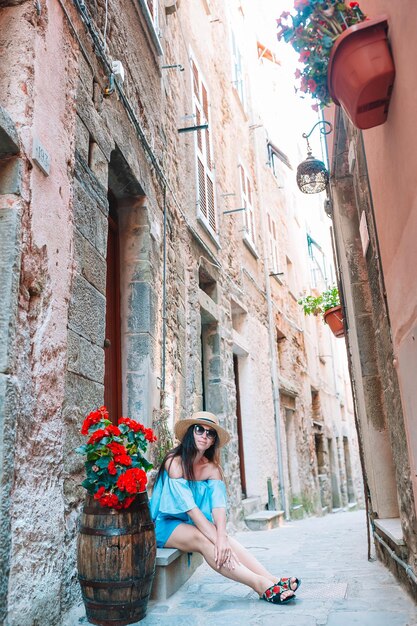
[161, 185, 167, 406]
[251, 124, 287, 517]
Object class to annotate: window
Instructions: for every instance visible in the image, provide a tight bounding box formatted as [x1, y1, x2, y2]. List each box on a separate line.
[191, 58, 217, 233]
[286, 256, 297, 296]
[267, 212, 280, 274]
[307, 234, 331, 289]
[146, 0, 158, 22]
[139, 0, 163, 55]
[238, 164, 256, 246]
[231, 30, 246, 109]
[267, 142, 291, 187]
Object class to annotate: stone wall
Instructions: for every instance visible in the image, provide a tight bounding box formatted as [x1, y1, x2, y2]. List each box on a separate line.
[330, 106, 417, 595]
[0, 0, 364, 622]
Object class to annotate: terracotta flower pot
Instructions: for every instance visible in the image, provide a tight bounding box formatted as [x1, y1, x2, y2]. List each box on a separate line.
[323, 305, 345, 338]
[328, 16, 395, 130]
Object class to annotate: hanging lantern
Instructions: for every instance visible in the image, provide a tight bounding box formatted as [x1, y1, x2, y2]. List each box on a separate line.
[296, 121, 332, 194]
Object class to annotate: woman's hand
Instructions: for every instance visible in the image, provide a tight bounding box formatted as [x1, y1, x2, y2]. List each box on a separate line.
[214, 533, 238, 570]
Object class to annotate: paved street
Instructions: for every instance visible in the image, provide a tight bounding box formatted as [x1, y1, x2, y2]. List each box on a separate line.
[139, 510, 417, 626]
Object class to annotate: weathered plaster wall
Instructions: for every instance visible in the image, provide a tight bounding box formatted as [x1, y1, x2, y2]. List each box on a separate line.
[330, 105, 417, 595]
[0, 0, 78, 622]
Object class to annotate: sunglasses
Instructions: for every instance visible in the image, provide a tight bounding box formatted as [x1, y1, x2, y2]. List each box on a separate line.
[194, 424, 217, 440]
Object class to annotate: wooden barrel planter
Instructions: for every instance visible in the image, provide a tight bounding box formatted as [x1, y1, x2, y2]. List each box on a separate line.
[77, 492, 156, 626]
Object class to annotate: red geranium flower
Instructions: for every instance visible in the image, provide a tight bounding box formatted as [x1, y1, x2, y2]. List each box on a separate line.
[105, 424, 121, 437]
[99, 493, 121, 508]
[107, 441, 128, 456]
[122, 496, 136, 509]
[87, 429, 107, 445]
[94, 486, 106, 500]
[108, 460, 117, 475]
[117, 468, 147, 494]
[144, 427, 157, 443]
[114, 454, 132, 466]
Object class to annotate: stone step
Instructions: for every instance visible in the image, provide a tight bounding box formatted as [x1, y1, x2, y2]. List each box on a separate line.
[150, 548, 203, 601]
[241, 496, 262, 517]
[290, 504, 305, 520]
[244, 509, 285, 531]
[347, 501, 358, 511]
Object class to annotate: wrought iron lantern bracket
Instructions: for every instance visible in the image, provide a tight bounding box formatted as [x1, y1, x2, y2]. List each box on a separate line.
[296, 121, 333, 194]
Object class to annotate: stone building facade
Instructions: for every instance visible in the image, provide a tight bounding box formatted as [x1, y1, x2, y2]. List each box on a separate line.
[325, 0, 417, 598]
[0, 0, 362, 623]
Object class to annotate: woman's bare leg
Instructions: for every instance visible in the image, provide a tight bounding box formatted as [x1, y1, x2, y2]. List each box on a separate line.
[166, 524, 295, 599]
[228, 536, 299, 591]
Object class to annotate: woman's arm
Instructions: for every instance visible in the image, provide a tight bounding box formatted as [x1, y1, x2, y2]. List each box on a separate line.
[211, 507, 238, 570]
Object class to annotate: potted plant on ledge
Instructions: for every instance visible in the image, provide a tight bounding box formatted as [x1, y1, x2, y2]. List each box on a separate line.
[277, 0, 395, 129]
[298, 285, 345, 337]
[75, 406, 157, 626]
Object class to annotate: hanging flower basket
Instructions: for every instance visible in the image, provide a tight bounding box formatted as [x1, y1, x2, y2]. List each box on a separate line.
[327, 16, 395, 129]
[323, 305, 345, 338]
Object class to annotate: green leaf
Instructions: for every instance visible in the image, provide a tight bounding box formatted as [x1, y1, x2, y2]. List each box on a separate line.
[96, 456, 111, 468]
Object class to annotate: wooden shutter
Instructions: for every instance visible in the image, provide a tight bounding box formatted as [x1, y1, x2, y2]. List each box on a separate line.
[192, 57, 217, 232]
[239, 164, 255, 243]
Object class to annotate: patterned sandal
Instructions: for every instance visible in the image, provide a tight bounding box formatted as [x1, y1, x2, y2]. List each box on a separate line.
[261, 583, 296, 604]
[276, 577, 301, 592]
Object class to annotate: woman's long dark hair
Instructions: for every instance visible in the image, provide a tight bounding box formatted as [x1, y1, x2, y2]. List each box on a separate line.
[156, 425, 220, 482]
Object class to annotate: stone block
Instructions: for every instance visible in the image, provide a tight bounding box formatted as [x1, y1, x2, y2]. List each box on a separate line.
[244, 510, 285, 531]
[0, 105, 19, 156]
[74, 232, 107, 295]
[73, 178, 108, 257]
[64, 372, 104, 417]
[126, 371, 147, 422]
[0, 204, 20, 373]
[206, 382, 228, 415]
[76, 80, 114, 160]
[89, 142, 108, 189]
[67, 329, 105, 383]
[125, 333, 156, 371]
[150, 549, 203, 601]
[208, 355, 222, 378]
[0, 157, 21, 194]
[68, 274, 106, 345]
[75, 114, 89, 163]
[356, 316, 379, 377]
[75, 153, 108, 210]
[0, 373, 18, 620]
[127, 282, 156, 334]
[128, 259, 154, 282]
[242, 496, 262, 517]
[291, 504, 306, 520]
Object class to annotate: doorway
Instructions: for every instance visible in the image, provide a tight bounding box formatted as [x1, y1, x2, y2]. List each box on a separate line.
[104, 191, 122, 425]
[233, 355, 247, 498]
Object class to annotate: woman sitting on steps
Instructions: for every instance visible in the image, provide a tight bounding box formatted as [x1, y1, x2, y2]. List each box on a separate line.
[150, 411, 301, 605]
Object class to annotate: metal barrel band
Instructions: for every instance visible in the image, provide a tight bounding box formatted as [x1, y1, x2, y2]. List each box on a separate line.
[79, 523, 154, 536]
[84, 597, 147, 610]
[78, 573, 154, 588]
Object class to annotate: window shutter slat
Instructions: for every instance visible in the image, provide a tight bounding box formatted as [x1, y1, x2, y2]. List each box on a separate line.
[207, 175, 216, 230]
[198, 158, 207, 218]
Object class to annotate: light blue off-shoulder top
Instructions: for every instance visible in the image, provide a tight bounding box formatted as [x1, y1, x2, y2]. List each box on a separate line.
[150, 471, 228, 547]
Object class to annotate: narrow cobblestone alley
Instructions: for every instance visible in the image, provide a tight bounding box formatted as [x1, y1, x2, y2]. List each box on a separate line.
[129, 511, 417, 626]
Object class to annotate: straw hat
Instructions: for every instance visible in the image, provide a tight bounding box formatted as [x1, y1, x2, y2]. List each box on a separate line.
[174, 411, 230, 448]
